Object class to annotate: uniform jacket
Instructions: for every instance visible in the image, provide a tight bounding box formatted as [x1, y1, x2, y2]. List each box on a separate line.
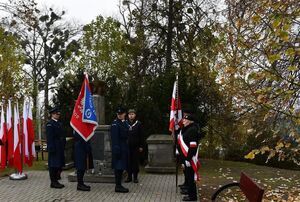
[46, 119, 66, 168]
[111, 118, 129, 170]
[179, 123, 199, 162]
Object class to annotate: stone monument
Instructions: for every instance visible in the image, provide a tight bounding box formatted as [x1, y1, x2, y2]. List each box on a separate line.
[68, 80, 115, 183]
[145, 134, 176, 173]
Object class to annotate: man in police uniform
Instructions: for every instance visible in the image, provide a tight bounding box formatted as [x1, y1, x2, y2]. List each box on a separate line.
[46, 107, 66, 189]
[111, 106, 129, 193]
[125, 109, 143, 183]
[178, 114, 199, 201]
[73, 131, 93, 191]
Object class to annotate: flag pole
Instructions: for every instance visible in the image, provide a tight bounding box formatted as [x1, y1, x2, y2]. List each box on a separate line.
[175, 72, 179, 191]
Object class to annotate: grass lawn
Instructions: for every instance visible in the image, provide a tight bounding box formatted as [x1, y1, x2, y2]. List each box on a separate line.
[197, 159, 300, 202]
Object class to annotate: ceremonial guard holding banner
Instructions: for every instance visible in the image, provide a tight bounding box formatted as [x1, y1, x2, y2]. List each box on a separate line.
[70, 74, 98, 192]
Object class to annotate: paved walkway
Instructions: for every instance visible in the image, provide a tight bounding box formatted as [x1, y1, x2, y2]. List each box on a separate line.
[0, 171, 184, 202]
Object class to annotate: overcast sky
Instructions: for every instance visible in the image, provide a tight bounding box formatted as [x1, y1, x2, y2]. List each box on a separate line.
[1, 0, 121, 24]
[38, 0, 121, 24]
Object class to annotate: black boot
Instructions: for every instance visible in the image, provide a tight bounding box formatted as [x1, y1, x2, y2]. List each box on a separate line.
[50, 181, 64, 189]
[77, 170, 90, 191]
[49, 167, 64, 188]
[182, 195, 197, 201]
[133, 173, 138, 183]
[77, 184, 90, 191]
[115, 185, 129, 193]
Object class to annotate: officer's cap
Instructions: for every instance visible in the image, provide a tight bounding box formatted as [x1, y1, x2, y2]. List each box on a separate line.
[116, 106, 126, 114]
[183, 114, 195, 121]
[49, 107, 61, 114]
[128, 109, 136, 114]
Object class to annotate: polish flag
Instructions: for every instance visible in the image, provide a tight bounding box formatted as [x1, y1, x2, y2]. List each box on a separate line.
[23, 100, 35, 166]
[6, 100, 13, 167]
[22, 100, 29, 165]
[13, 104, 22, 173]
[169, 79, 183, 133]
[0, 106, 7, 169]
[23, 102, 36, 166]
[27, 101, 36, 163]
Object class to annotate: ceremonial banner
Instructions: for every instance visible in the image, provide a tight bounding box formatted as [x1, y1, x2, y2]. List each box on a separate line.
[70, 74, 98, 141]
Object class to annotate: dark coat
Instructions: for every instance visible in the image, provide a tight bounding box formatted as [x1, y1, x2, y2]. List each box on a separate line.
[179, 123, 199, 161]
[111, 118, 129, 170]
[46, 119, 66, 168]
[126, 119, 143, 148]
[73, 131, 94, 171]
[126, 119, 143, 173]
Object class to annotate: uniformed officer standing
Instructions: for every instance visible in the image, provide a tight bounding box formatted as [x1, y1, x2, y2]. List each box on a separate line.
[125, 109, 143, 183]
[178, 114, 199, 201]
[111, 106, 129, 193]
[178, 109, 192, 192]
[46, 107, 66, 189]
[73, 131, 93, 191]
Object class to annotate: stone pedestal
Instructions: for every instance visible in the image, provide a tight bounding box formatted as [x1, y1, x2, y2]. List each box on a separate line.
[64, 137, 74, 169]
[145, 134, 176, 173]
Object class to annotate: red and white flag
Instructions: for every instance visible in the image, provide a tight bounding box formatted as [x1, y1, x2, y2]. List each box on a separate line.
[169, 79, 183, 133]
[27, 101, 36, 164]
[70, 74, 98, 141]
[23, 99, 35, 166]
[13, 104, 22, 173]
[6, 100, 14, 167]
[22, 100, 29, 166]
[0, 106, 7, 169]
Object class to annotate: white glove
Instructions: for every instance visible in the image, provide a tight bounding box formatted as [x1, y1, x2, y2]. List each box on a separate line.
[185, 160, 191, 167]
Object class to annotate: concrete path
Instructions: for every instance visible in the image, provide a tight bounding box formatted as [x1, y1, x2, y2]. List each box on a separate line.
[0, 171, 185, 202]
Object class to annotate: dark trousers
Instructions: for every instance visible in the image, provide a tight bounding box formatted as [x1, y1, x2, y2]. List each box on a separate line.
[186, 167, 197, 198]
[114, 169, 123, 186]
[77, 170, 85, 185]
[183, 167, 188, 186]
[49, 167, 59, 183]
[127, 147, 139, 179]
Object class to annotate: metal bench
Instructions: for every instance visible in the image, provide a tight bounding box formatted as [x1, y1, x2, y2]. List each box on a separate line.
[211, 172, 264, 202]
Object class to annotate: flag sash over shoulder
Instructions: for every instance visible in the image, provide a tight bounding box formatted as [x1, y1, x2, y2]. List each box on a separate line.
[70, 74, 98, 141]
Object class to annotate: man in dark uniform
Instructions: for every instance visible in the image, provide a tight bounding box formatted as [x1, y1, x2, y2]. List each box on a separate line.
[125, 109, 143, 183]
[178, 114, 199, 201]
[178, 109, 192, 193]
[46, 107, 66, 189]
[73, 131, 94, 191]
[111, 106, 129, 193]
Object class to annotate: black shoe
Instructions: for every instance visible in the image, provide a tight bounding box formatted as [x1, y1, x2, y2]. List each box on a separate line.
[77, 184, 90, 191]
[125, 178, 132, 183]
[178, 183, 187, 188]
[57, 181, 65, 188]
[115, 185, 129, 193]
[180, 189, 189, 195]
[82, 184, 91, 189]
[182, 196, 197, 201]
[133, 179, 138, 183]
[57, 176, 61, 180]
[50, 182, 64, 189]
